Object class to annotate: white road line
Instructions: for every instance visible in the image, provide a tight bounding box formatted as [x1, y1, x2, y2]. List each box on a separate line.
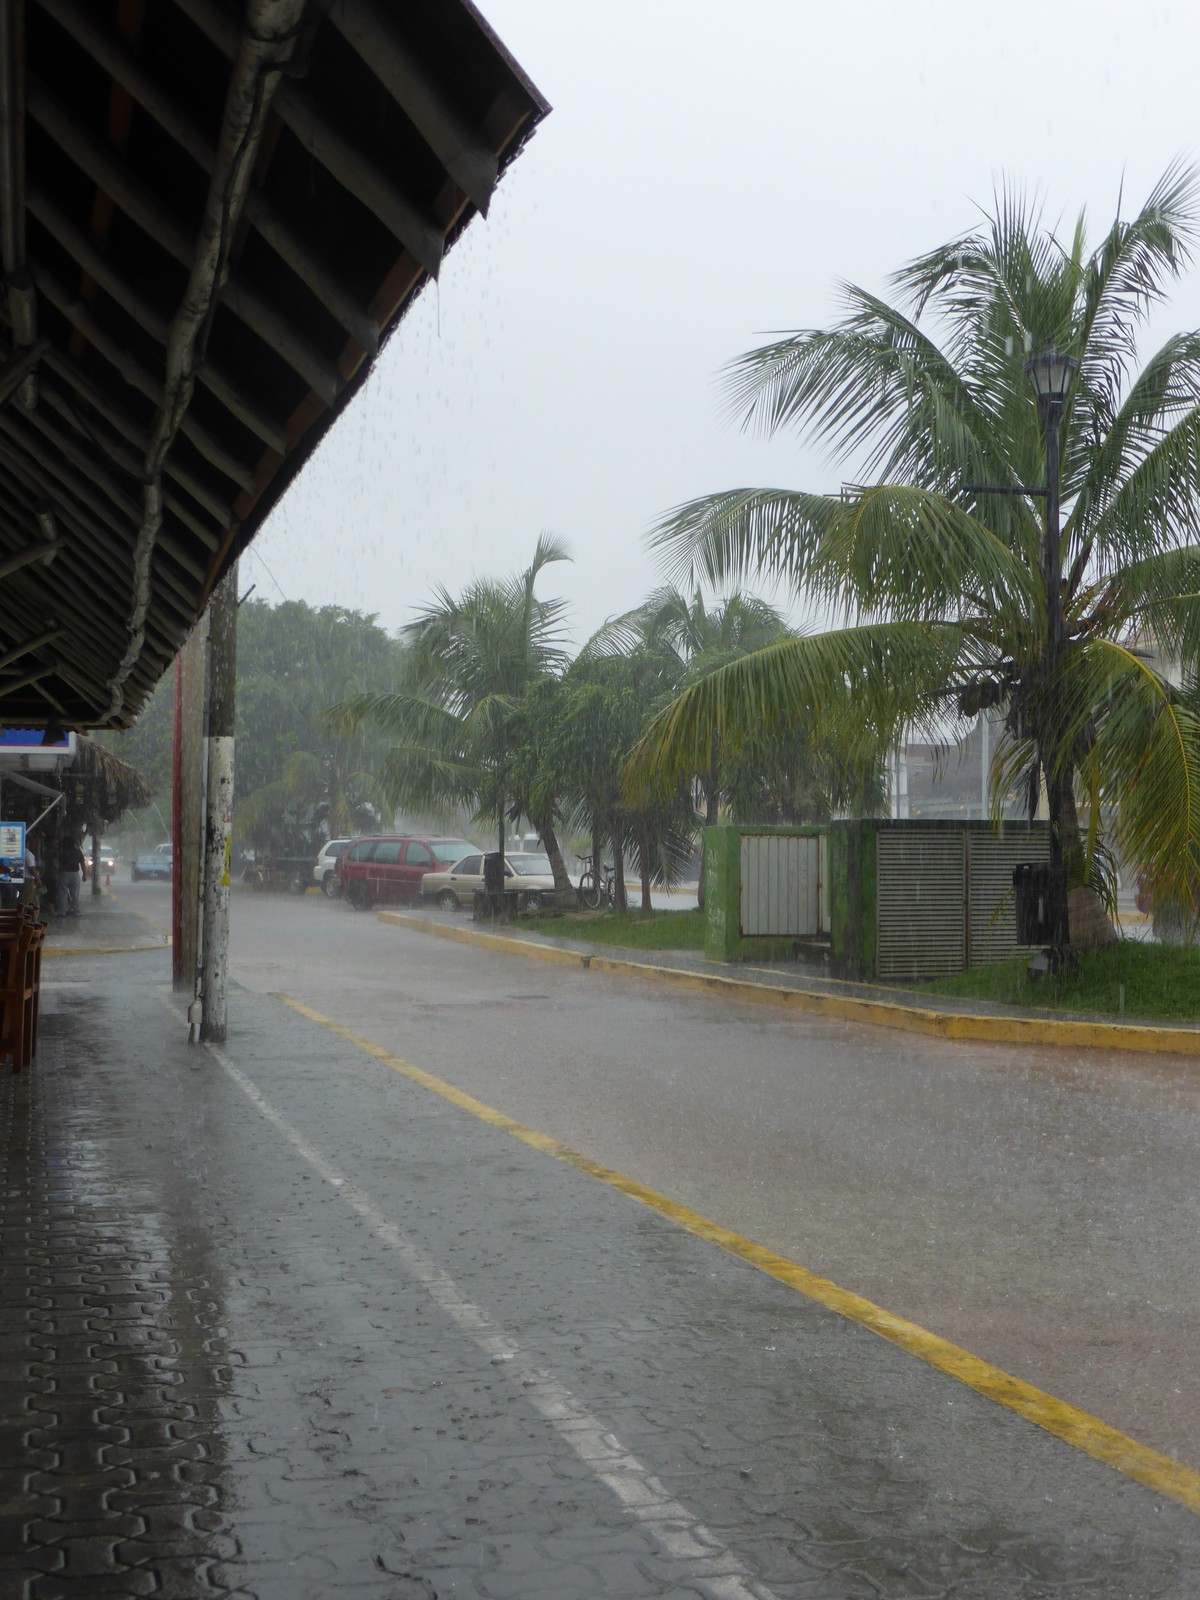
[208, 1038, 778, 1600]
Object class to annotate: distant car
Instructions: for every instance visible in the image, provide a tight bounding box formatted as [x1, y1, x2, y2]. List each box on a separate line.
[421, 851, 558, 912]
[339, 834, 478, 909]
[131, 846, 172, 881]
[313, 838, 352, 898]
[84, 842, 117, 874]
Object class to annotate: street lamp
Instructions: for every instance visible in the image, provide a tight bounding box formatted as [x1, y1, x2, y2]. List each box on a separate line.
[1025, 345, 1078, 960]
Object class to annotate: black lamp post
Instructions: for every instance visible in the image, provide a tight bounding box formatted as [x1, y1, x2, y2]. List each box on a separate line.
[1025, 346, 1078, 955]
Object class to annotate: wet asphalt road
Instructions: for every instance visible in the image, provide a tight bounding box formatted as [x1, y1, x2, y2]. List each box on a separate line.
[4, 879, 1198, 1597]
[193, 882, 1200, 1474]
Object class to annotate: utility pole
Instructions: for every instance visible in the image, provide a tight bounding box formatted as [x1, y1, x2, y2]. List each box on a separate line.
[1027, 348, 1078, 961]
[199, 563, 238, 1043]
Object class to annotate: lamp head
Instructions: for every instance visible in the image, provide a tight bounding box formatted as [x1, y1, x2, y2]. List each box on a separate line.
[1025, 347, 1078, 407]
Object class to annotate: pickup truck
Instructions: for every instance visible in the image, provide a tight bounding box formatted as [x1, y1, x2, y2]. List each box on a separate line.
[131, 843, 172, 881]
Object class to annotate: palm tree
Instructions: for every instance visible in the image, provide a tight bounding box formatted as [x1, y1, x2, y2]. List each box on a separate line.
[595, 588, 790, 829]
[627, 166, 1200, 935]
[533, 649, 695, 911]
[327, 534, 576, 891]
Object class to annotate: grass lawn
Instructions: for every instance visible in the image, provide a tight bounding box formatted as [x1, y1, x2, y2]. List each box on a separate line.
[917, 940, 1200, 1021]
[536, 907, 706, 952]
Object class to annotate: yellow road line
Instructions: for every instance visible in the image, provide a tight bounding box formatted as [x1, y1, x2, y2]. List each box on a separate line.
[375, 911, 1200, 1056]
[276, 990, 1200, 1516]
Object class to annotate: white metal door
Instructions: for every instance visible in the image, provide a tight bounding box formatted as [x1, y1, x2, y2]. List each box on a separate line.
[739, 833, 824, 937]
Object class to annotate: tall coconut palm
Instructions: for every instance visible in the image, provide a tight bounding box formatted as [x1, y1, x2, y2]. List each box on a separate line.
[326, 534, 576, 890]
[594, 588, 791, 829]
[627, 166, 1200, 933]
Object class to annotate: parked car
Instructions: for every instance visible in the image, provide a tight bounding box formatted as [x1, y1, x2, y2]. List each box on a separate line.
[131, 844, 172, 881]
[313, 838, 352, 898]
[339, 835, 478, 909]
[421, 851, 558, 911]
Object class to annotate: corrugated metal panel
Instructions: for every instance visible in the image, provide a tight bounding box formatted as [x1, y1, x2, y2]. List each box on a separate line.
[967, 829, 1051, 966]
[739, 833, 822, 936]
[877, 830, 965, 979]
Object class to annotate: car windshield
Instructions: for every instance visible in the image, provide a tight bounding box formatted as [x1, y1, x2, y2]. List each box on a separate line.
[510, 856, 553, 876]
[431, 839, 475, 865]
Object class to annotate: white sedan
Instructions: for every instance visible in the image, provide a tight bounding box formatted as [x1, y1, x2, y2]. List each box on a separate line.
[420, 852, 558, 911]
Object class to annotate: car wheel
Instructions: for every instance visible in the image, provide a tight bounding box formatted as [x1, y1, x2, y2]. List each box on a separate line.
[347, 882, 372, 910]
[321, 873, 341, 899]
[519, 890, 543, 913]
[436, 889, 459, 912]
[287, 868, 308, 895]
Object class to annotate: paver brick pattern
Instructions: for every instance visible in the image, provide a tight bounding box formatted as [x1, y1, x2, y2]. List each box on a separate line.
[2, 963, 1199, 1597]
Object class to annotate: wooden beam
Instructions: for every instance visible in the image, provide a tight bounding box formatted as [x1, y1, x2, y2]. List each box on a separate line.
[42, 346, 256, 494]
[28, 184, 170, 340]
[106, 0, 308, 725]
[0, 501, 151, 666]
[0, 421, 209, 620]
[173, 0, 444, 278]
[0, 336, 47, 405]
[34, 0, 380, 354]
[32, 262, 287, 455]
[0, 537, 63, 580]
[0, 0, 25, 275]
[26, 80, 342, 408]
[39, 379, 230, 532]
[325, 0, 498, 215]
[0, 624, 62, 673]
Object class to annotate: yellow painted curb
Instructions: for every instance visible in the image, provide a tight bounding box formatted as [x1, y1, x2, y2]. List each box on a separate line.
[276, 990, 1200, 1517]
[376, 910, 1200, 1057]
[43, 941, 169, 958]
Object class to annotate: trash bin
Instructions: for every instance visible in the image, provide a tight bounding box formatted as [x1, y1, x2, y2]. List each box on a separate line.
[1012, 863, 1068, 945]
[482, 852, 505, 895]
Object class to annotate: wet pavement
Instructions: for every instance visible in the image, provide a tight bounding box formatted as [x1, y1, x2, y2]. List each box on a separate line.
[4, 896, 1200, 1596]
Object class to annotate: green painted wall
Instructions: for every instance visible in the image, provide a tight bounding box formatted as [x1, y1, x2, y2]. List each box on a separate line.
[828, 820, 876, 979]
[703, 825, 742, 961]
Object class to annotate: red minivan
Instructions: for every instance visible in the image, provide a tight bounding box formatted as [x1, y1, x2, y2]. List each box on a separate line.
[339, 835, 477, 909]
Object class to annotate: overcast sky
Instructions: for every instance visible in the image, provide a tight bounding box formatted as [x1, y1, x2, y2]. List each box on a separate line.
[246, 1, 1200, 648]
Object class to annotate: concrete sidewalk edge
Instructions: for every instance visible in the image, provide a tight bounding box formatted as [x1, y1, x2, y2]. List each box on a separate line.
[377, 910, 1200, 1057]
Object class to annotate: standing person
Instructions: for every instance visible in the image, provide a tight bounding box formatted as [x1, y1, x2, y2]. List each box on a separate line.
[18, 840, 40, 909]
[56, 834, 85, 917]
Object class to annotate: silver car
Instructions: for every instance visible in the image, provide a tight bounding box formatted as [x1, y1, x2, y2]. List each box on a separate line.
[421, 851, 558, 911]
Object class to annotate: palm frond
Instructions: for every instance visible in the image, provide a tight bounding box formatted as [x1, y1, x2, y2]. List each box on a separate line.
[624, 622, 973, 804]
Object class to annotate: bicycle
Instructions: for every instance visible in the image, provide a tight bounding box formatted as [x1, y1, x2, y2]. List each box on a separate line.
[577, 854, 615, 910]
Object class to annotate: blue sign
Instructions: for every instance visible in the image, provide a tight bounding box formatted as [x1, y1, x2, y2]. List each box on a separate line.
[0, 821, 26, 885]
[0, 728, 73, 750]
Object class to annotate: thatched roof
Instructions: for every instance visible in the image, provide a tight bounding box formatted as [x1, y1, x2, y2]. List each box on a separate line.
[65, 735, 154, 823]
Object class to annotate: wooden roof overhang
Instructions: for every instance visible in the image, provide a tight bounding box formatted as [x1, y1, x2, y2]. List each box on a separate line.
[0, 0, 547, 729]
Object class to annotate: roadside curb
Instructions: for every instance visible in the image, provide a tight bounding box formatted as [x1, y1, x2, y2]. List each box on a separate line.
[43, 940, 170, 958]
[376, 910, 1200, 1057]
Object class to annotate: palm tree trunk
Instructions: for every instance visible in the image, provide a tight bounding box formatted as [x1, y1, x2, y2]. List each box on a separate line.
[532, 813, 571, 894]
[636, 820, 652, 911]
[606, 812, 627, 911]
[696, 783, 719, 911]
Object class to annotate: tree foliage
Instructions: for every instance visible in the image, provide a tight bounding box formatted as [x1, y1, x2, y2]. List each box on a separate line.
[534, 650, 695, 910]
[326, 535, 577, 889]
[233, 602, 400, 852]
[629, 166, 1200, 918]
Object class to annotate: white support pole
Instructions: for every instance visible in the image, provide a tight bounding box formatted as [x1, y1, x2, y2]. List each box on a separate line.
[199, 562, 237, 1044]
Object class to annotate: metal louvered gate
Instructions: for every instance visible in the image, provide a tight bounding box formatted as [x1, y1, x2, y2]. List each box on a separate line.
[875, 825, 1050, 980]
[877, 830, 965, 979]
[968, 829, 1050, 966]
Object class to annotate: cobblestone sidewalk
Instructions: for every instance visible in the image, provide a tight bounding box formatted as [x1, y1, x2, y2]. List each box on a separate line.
[3, 957, 1199, 1597]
